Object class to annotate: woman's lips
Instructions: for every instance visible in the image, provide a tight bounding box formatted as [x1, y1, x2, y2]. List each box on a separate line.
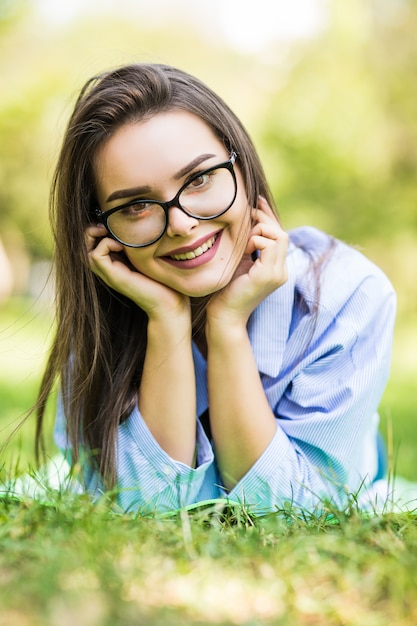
[161, 231, 222, 269]
[169, 234, 218, 261]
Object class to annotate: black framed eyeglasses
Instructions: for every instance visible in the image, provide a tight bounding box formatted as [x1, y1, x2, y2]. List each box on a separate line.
[95, 152, 238, 248]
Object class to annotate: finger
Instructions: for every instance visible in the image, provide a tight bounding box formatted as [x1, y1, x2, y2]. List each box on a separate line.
[246, 234, 286, 258]
[88, 238, 126, 282]
[86, 223, 108, 236]
[249, 235, 288, 282]
[255, 196, 279, 221]
[252, 207, 280, 231]
[245, 227, 288, 262]
[249, 222, 282, 241]
[88, 240, 133, 291]
[85, 223, 109, 252]
[89, 235, 124, 262]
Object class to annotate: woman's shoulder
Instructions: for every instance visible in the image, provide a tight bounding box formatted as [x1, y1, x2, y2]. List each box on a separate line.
[289, 225, 333, 256]
[288, 226, 396, 313]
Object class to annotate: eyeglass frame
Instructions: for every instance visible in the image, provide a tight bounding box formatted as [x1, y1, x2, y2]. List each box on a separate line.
[95, 151, 238, 248]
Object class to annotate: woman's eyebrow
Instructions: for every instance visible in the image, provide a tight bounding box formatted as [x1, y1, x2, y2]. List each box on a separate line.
[172, 153, 216, 180]
[107, 185, 152, 203]
[106, 153, 217, 203]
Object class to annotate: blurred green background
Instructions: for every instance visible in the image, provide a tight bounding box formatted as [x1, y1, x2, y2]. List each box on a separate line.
[0, 0, 416, 480]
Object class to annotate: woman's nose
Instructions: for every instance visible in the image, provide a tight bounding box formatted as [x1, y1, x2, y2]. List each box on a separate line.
[166, 205, 199, 237]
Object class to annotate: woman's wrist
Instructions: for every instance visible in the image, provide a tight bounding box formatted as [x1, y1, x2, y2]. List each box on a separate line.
[147, 312, 192, 341]
[146, 297, 191, 327]
[205, 315, 249, 347]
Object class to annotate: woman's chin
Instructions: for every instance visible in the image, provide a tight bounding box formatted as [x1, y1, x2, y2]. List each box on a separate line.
[181, 271, 236, 298]
[182, 285, 223, 298]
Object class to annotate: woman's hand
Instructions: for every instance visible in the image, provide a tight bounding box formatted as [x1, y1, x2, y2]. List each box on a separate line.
[86, 225, 190, 323]
[206, 196, 288, 328]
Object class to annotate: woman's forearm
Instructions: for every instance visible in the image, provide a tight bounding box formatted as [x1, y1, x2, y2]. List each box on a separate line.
[206, 320, 277, 490]
[138, 316, 197, 467]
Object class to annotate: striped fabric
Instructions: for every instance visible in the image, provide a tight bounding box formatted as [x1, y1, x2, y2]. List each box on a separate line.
[54, 227, 396, 515]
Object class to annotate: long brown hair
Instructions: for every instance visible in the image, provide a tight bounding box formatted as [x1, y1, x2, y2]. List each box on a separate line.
[35, 63, 277, 487]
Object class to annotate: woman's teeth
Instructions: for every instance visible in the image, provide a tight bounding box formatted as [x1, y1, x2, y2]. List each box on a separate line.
[170, 235, 217, 261]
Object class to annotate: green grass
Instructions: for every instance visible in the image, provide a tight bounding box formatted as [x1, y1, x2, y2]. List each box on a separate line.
[0, 494, 416, 625]
[1, 298, 416, 625]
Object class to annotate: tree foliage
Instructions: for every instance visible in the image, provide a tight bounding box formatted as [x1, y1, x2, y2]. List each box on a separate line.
[259, 0, 417, 245]
[0, 0, 416, 260]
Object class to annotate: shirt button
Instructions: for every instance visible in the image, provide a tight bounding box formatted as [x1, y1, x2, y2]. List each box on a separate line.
[162, 465, 172, 476]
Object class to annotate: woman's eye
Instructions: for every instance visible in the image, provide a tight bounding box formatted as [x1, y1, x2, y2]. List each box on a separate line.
[120, 203, 153, 218]
[189, 173, 210, 189]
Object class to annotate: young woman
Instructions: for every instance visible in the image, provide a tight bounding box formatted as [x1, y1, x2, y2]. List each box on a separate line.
[36, 63, 396, 515]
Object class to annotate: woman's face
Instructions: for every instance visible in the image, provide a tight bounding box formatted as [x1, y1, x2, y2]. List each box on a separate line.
[94, 110, 252, 297]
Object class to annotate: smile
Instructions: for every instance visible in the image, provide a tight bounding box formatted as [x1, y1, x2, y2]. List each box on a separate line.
[169, 234, 218, 261]
[161, 231, 222, 270]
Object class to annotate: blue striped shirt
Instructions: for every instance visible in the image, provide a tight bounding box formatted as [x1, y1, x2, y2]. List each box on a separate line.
[54, 227, 396, 515]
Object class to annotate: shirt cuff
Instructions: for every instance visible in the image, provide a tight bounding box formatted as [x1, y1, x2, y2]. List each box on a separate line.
[226, 422, 349, 515]
[226, 423, 300, 514]
[125, 404, 213, 470]
[117, 404, 214, 512]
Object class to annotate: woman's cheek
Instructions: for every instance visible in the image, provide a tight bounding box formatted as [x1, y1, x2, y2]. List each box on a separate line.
[123, 248, 151, 274]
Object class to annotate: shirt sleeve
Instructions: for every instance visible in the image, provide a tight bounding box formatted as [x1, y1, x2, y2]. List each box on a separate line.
[227, 263, 396, 515]
[54, 396, 217, 513]
[114, 405, 215, 513]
